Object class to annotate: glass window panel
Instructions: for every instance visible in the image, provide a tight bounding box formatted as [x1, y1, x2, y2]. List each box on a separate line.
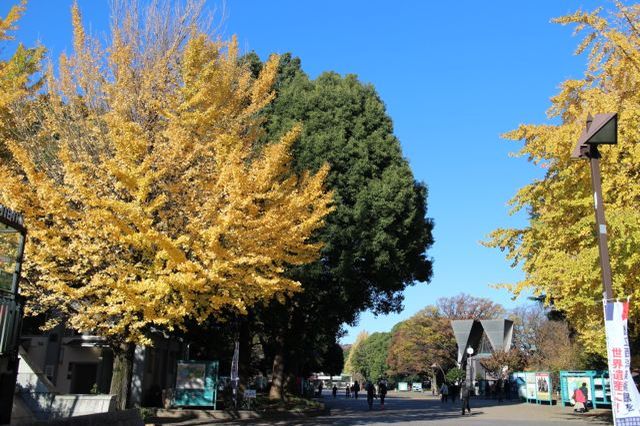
[0, 223, 19, 293]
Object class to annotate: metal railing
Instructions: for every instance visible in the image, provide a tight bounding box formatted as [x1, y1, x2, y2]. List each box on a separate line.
[0, 293, 21, 355]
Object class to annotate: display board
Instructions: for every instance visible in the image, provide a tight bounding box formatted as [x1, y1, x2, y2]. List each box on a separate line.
[173, 360, 218, 408]
[525, 372, 537, 401]
[559, 370, 610, 409]
[398, 382, 408, 391]
[511, 371, 554, 404]
[535, 372, 552, 403]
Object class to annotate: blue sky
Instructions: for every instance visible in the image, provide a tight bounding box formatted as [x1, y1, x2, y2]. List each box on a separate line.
[3, 0, 608, 343]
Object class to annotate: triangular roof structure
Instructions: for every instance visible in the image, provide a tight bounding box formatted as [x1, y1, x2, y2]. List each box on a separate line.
[451, 320, 474, 363]
[479, 319, 513, 352]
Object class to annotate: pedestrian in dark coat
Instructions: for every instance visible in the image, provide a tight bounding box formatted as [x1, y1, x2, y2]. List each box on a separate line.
[378, 381, 387, 409]
[461, 383, 471, 415]
[440, 383, 449, 403]
[450, 383, 458, 403]
[366, 381, 376, 410]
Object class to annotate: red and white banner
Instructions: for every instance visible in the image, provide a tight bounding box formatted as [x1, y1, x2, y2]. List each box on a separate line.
[604, 300, 640, 425]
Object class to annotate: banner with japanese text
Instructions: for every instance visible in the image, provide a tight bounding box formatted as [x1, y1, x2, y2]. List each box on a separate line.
[604, 300, 640, 425]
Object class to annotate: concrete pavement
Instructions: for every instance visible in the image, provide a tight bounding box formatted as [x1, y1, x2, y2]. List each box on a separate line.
[235, 391, 613, 425]
[148, 391, 613, 425]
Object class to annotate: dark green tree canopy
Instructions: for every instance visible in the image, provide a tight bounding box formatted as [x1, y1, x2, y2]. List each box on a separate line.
[241, 52, 434, 391]
[254, 53, 434, 318]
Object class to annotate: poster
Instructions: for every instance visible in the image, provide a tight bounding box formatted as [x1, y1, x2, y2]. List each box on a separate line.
[525, 373, 537, 399]
[398, 382, 408, 391]
[536, 372, 551, 401]
[176, 362, 206, 389]
[604, 300, 640, 423]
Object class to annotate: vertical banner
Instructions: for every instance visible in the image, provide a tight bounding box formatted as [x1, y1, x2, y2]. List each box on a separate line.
[604, 300, 640, 425]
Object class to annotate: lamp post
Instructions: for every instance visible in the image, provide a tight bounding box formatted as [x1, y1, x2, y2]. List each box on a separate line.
[466, 346, 474, 388]
[571, 112, 618, 300]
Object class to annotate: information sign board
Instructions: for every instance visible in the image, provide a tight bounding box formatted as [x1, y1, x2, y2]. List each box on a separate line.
[173, 361, 218, 408]
[535, 372, 552, 403]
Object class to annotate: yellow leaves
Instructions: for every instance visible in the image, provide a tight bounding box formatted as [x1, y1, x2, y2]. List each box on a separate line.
[490, 3, 640, 356]
[0, 0, 25, 41]
[0, 1, 333, 345]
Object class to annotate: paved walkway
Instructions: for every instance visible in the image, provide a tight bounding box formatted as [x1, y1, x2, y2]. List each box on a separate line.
[236, 392, 612, 426]
[148, 391, 613, 425]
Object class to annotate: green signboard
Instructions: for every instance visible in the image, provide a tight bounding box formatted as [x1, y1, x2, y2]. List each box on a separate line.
[560, 370, 610, 409]
[173, 360, 218, 408]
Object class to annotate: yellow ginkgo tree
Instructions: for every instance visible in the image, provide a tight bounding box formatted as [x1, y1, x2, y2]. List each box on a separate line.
[0, 0, 332, 407]
[486, 3, 640, 360]
[0, 0, 44, 158]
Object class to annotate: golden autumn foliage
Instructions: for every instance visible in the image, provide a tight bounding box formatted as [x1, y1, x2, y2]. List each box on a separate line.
[0, 1, 333, 345]
[0, 0, 44, 154]
[486, 3, 640, 355]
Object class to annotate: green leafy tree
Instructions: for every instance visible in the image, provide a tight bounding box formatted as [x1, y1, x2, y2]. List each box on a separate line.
[244, 53, 434, 398]
[322, 343, 345, 376]
[349, 332, 392, 382]
[445, 367, 465, 384]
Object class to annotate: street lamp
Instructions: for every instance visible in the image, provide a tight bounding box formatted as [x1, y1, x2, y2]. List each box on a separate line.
[571, 112, 618, 300]
[466, 347, 474, 388]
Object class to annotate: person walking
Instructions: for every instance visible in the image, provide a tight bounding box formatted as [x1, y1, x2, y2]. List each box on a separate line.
[461, 383, 471, 415]
[345, 384, 351, 398]
[440, 382, 449, 403]
[573, 386, 587, 413]
[450, 383, 458, 404]
[332, 385, 337, 398]
[366, 381, 376, 410]
[579, 383, 590, 412]
[353, 381, 360, 399]
[378, 381, 387, 409]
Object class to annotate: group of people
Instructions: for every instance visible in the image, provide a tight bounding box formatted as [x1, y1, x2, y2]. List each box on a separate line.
[439, 382, 472, 415]
[343, 380, 361, 399]
[572, 382, 590, 413]
[335, 380, 388, 409]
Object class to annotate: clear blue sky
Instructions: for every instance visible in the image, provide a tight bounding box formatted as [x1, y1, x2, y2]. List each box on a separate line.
[3, 0, 608, 343]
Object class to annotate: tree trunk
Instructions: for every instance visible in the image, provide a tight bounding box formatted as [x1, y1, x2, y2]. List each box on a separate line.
[269, 351, 285, 400]
[109, 343, 134, 410]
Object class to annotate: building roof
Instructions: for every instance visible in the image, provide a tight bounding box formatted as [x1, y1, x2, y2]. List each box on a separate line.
[451, 319, 513, 363]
